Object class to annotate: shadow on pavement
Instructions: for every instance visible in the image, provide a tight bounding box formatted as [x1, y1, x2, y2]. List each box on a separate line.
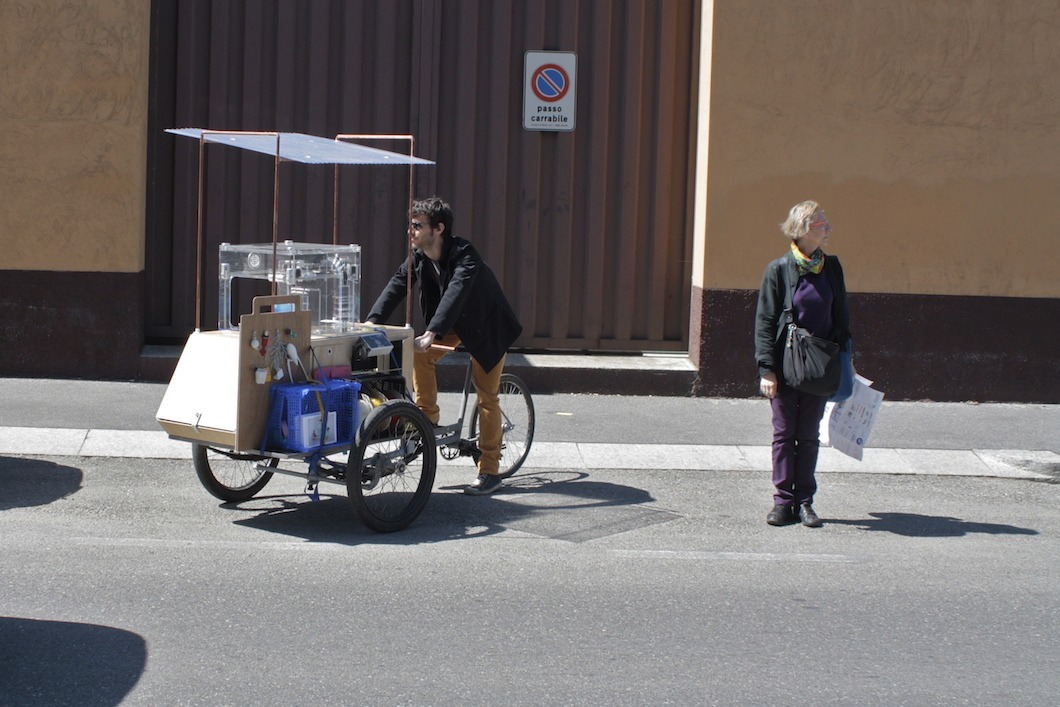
[828, 512, 1039, 537]
[0, 617, 146, 706]
[0, 457, 82, 511]
[225, 470, 669, 545]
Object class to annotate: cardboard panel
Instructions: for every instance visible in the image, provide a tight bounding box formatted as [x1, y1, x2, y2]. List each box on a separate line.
[155, 330, 240, 447]
[236, 295, 311, 451]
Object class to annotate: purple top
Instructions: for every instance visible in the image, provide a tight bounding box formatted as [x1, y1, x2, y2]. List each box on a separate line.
[792, 271, 834, 338]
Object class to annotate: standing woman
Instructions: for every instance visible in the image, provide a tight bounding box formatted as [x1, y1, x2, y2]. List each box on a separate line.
[754, 201, 852, 527]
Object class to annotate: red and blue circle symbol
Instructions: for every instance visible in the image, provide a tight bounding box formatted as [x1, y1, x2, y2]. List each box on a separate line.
[531, 64, 570, 102]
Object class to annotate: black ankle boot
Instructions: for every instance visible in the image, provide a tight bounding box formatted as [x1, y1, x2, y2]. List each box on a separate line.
[798, 503, 822, 527]
[766, 504, 794, 526]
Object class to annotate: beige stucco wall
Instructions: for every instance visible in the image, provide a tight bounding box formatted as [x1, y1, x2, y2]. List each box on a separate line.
[694, 0, 1060, 298]
[0, 0, 150, 273]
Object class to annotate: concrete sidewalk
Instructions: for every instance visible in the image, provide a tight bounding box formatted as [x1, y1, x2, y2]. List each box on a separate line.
[1, 377, 1058, 481]
[1, 425, 1056, 482]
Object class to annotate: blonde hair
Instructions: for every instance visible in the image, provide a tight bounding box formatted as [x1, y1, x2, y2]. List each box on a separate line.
[780, 200, 821, 241]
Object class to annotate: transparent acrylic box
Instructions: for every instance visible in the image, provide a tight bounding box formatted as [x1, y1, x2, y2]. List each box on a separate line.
[219, 241, 361, 333]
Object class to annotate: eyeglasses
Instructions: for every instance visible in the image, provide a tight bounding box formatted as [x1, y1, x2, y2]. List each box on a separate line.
[809, 220, 831, 233]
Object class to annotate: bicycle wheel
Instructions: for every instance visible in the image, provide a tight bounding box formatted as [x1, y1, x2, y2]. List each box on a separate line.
[348, 400, 436, 532]
[192, 443, 276, 502]
[469, 372, 535, 478]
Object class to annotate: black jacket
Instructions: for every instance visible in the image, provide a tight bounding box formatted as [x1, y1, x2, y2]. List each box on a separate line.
[754, 251, 852, 378]
[367, 235, 523, 372]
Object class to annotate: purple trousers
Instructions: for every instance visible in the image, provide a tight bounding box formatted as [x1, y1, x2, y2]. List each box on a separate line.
[770, 385, 829, 506]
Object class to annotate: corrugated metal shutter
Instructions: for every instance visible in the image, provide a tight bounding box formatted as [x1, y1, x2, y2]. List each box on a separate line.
[146, 0, 696, 352]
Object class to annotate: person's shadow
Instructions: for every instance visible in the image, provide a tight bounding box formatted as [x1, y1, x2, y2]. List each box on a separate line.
[0, 617, 147, 706]
[828, 512, 1038, 537]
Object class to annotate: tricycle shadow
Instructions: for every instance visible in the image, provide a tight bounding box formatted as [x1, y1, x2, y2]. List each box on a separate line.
[224, 470, 673, 545]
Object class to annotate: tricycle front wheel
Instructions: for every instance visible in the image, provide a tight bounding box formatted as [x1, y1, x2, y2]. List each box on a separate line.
[192, 443, 276, 502]
[348, 400, 436, 532]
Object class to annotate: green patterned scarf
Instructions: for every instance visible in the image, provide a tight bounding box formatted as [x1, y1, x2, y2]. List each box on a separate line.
[790, 241, 825, 275]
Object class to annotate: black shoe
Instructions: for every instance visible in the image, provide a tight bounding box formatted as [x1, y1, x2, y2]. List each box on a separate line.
[798, 503, 823, 528]
[464, 473, 503, 496]
[766, 504, 794, 526]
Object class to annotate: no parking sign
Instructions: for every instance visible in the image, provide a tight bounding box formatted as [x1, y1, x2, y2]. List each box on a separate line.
[524, 51, 577, 131]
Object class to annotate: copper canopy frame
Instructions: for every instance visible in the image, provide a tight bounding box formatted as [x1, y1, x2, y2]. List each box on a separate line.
[166, 128, 434, 329]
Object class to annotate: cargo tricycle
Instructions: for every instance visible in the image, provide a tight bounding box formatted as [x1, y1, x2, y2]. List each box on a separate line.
[155, 130, 533, 532]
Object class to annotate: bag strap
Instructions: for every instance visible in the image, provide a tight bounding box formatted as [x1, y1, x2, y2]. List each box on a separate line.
[781, 257, 797, 326]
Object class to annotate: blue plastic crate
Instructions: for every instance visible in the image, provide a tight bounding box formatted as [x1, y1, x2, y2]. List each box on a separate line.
[264, 379, 361, 453]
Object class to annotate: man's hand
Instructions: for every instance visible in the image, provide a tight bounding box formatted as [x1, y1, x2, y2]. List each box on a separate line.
[414, 330, 437, 352]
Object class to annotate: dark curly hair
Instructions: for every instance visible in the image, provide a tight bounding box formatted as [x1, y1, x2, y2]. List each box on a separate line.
[411, 196, 454, 236]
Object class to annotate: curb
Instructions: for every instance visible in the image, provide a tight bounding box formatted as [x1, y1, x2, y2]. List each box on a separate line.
[0, 427, 1055, 481]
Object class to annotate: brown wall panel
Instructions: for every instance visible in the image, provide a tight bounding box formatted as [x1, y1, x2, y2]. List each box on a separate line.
[696, 0, 1060, 298]
[0, 271, 146, 379]
[146, 0, 696, 353]
[0, 1, 150, 273]
[688, 0, 1060, 402]
[692, 287, 1060, 403]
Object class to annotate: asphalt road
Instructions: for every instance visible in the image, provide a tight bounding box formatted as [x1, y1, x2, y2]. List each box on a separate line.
[1, 454, 1057, 706]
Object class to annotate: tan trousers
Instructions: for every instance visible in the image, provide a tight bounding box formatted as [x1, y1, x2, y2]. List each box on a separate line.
[412, 333, 505, 476]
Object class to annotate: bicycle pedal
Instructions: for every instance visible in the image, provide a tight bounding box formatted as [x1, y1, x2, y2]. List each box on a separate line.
[456, 439, 482, 462]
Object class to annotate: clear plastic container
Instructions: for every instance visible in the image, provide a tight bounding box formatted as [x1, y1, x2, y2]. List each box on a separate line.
[219, 241, 361, 333]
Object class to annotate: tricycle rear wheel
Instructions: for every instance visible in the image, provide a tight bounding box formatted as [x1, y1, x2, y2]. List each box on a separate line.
[192, 443, 276, 502]
[348, 400, 436, 532]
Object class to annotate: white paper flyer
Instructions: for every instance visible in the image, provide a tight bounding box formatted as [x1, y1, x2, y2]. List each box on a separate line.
[820, 374, 884, 460]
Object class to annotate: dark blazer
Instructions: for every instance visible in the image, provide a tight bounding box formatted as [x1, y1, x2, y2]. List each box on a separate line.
[754, 251, 851, 378]
[367, 235, 523, 372]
